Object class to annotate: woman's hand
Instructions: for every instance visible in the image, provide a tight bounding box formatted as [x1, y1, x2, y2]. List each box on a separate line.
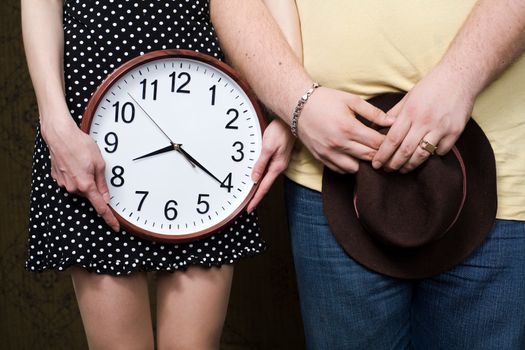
[42, 113, 120, 232]
[372, 65, 474, 173]
[297, 87, 395, 174]
[247, 119, 295, 213]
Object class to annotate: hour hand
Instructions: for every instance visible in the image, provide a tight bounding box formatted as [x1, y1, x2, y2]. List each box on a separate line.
[132, 144, 179, 161]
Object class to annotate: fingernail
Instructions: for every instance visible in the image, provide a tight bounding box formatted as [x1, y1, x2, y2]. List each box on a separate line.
[103, 192, 110, 203]
[372, 161, 382, 169]
[252, 172, 261, 184]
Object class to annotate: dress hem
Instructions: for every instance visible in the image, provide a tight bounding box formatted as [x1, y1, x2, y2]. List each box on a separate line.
[25, 246, 267, 276]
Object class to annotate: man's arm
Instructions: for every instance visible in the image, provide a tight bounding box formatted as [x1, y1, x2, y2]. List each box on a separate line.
[245, 0, 302, 212]
[261, 0, 303, 62]
[373, 0, 525, 172]
[442, 0, 525, 96]
[210, 0, 309, 123]
[210, 0, 393, 174]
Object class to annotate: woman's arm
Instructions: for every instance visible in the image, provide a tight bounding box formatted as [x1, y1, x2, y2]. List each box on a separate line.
[22, 0, 119, 231]
[22, 0, 67, 123]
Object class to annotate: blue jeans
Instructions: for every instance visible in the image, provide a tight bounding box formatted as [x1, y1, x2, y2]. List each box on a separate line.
[285, 179, 525, 350]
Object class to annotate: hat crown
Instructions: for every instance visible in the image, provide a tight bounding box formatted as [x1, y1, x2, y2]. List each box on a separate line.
[355, 147, 466, 249]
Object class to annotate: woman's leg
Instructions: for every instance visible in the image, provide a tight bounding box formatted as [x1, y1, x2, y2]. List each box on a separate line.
[156, 265, 234, 350]
[70, 267, 154, 350]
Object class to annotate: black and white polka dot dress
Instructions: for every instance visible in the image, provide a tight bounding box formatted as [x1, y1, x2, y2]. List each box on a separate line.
[26, 0, 266, 276]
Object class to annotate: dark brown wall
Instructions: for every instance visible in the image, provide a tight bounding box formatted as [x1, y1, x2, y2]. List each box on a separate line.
[0, 1, 304, 349]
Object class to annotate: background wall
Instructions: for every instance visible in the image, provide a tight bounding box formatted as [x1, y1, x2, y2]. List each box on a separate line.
[0, 1, 305, 349]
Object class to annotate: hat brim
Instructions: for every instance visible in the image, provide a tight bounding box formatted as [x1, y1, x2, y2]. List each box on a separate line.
[322, 93, 497, 279]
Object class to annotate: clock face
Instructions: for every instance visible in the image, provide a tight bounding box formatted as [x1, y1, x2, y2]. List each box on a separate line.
[82, 50, 265, 241]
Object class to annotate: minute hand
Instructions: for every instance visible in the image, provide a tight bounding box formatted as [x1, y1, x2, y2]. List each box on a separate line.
[177, 146, 222, 185]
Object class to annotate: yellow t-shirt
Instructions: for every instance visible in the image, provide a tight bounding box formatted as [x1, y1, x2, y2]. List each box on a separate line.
[286, 0, 525, 220]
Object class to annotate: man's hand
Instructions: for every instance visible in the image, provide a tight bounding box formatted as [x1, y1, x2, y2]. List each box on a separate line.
[247, 119, 294, 213]
[298, 87, 394, 174]
[210, 0, 391, 174]
[372, 65, 474, 173]
[373, 0, 525, 173]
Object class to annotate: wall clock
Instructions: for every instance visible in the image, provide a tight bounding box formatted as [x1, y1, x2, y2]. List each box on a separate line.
[81, 49, 266, 242]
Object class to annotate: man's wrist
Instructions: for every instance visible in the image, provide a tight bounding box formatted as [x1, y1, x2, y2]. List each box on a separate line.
[433, 61, 481, 101]
[290, 82, 320, 137]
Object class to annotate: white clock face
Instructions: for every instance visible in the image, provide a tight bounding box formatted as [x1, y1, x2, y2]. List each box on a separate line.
[86, 52, 263, 240]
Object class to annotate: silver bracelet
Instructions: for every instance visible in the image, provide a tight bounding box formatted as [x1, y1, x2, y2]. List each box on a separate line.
[290, 83, 320, 137]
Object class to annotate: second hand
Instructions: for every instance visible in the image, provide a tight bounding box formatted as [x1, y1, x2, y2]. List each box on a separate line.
[127, 92, 195, 167]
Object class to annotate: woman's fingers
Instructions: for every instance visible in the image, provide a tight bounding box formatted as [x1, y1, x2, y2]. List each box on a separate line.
[51, 163, 66, 187]
[247, 119, 294, 212]
[58, 169, 120, 232]
[247, 144, 274, 213]
[251, 143, 273, 185]
[94, 157, 110, 203]
[85, 184, 120, 232]
[92, 157, 119, 231]
[247, 159, 285, 213]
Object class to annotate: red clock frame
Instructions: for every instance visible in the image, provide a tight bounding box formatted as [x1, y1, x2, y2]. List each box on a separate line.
[80, 49, 267, 242]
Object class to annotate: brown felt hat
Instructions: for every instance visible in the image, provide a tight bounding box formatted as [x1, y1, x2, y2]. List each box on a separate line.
[322, 93, 497, 279]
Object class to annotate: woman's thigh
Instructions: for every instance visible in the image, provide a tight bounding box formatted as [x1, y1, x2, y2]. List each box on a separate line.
[70, 267, 154, 350]
[155, 265, 234, 350]
[285, 179, 413, 350]
[412, 219, 525, 350]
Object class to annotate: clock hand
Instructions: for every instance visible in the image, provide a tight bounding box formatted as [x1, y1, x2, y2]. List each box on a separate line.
[132, 142, 196, 168]
[127, 92, 176, 144]
[176, 146, 223, 185]
[132, 144, 179, 161]
[127, 93, 195, 167]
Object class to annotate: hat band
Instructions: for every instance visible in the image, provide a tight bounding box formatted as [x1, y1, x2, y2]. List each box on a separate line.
[444, 146, 467, 234]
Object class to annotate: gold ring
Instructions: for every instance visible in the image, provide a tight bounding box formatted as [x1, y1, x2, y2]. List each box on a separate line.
[419, 139, 437, 155]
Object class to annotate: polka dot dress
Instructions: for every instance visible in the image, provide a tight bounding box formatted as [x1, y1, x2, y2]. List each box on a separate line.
[26, 0, 267, 276]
